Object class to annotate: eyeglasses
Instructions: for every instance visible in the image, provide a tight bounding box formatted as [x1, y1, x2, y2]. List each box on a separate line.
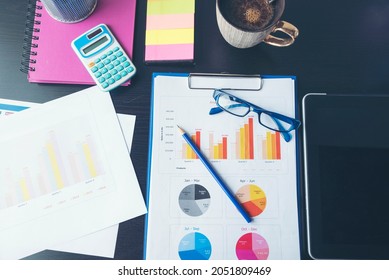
[209, 89, 301, 142]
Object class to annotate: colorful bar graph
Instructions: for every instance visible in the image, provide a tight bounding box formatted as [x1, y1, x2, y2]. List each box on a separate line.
[183, 130, 201, 159]
[0, 130, 104, 210]
[262, 131, 281, 160]
[179, 118, 283, 162]
[208, 132, 228, 160]
[236, 117, 254, 160]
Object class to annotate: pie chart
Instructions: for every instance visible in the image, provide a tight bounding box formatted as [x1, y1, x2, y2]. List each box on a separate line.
[235, 232, 269, 260]
[178, 232, 212, 260]
[179, 184, 210, 216]
[235, 184, 266, 217]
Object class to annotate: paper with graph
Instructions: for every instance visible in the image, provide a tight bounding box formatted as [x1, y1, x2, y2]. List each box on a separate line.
[145, 74, 300, 260]
[0, 87, 146, 259]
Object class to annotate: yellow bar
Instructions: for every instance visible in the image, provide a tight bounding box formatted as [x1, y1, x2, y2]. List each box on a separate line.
[83, 143, 98, 177]
[185, 144, 191, 159]
[236, 131, 240, 159]
[244, 124, 249, 159]
[239, 127, 245, 159]
[147, 0, 195, 15]
[46, 143, 64, 189]
[146, 28, 194, 45]
[214, 145, 219, 160]
[266, 132, 273, 159]
[20, 178, 30, 201]
[191, 135, 196, 159]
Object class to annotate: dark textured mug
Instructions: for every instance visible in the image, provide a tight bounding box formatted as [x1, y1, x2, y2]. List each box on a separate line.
[216, 0, 298, 48]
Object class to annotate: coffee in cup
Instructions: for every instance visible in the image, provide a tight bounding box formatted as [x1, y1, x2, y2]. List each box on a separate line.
[216, 0, 299, 48]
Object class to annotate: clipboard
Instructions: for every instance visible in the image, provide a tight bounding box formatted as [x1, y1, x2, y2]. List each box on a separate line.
[145, 72, 300, 260]
[188, 73, 262, 91]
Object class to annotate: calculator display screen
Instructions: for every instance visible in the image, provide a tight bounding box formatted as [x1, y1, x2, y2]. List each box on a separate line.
[83, 36, 108, 55]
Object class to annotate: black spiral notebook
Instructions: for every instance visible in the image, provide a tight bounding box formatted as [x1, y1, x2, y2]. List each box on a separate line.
[20, 0, 136, 85]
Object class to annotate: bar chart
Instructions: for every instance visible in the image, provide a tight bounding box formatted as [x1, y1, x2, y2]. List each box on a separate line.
[181, 130, 200, 159]
[0, 119, 105, 210]
[178, 117, 283, 161]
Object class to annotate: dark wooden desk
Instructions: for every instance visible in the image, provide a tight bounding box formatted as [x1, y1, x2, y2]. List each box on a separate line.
[1, 0, 388, 259]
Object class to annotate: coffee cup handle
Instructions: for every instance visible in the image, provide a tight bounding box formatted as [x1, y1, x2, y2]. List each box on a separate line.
[264, 21, 299, 47]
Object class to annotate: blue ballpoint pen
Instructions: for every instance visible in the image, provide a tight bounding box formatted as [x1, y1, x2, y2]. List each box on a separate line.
[177, 125, 252, 223]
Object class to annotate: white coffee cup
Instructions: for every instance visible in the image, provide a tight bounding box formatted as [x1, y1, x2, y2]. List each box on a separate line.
[216, 0, 299, 48]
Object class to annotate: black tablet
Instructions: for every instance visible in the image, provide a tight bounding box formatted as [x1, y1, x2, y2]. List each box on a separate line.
[303, 93, 389, 259]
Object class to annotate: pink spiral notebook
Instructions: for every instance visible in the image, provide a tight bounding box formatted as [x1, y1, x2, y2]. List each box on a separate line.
[24, 0, 136, 85]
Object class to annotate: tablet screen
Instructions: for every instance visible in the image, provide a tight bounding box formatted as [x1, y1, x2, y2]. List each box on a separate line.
[303, 93, 389, 259]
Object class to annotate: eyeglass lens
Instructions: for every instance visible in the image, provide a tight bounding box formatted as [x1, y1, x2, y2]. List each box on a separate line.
[216, 92, 249, 116]
[259, 112, 293, 132]
[216, 91, 294, 132]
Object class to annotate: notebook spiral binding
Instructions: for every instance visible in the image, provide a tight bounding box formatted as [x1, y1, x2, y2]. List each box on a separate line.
[20, 0, 43, 73]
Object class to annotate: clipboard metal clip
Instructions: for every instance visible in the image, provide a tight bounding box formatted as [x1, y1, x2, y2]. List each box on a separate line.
[188, 73, 263, 91]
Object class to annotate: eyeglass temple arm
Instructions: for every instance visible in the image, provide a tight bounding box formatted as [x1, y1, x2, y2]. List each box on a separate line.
[273, 117, 292, 142]
[209, 107, 223, 115]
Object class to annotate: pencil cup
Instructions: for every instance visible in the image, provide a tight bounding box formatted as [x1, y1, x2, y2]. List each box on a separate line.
[40, 0, 98, 23]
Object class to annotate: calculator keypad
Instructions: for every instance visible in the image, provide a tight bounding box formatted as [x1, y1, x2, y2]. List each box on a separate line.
[88, 46, 135, 90]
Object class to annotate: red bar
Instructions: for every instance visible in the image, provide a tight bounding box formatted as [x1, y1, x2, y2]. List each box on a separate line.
[195, 130, 201, 148]
[248, 118, 254, 159]
[275, 131, 281, 160]
[195, 130, 201, 159]
[222, 136, 228, 159]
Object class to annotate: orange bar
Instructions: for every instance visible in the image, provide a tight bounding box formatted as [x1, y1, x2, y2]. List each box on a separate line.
[271, 133, 276, 160]
[218, 143, 223, 159]
[195, 130, 201, 148]
[275, 131, 281, 160]
[248, 118, 254, 159]
[222, 136, 228, 159]
[191, 134, 196, 159]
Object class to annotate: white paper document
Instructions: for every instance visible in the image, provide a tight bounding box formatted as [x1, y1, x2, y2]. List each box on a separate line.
[0, 87, 146, 259]
[0, 100, 138, 259]
[145, 74, 300, 260]
[49, 114, 137, 258]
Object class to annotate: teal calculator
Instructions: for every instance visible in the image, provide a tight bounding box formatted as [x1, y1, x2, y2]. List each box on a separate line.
[71, 24, 136, 92]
